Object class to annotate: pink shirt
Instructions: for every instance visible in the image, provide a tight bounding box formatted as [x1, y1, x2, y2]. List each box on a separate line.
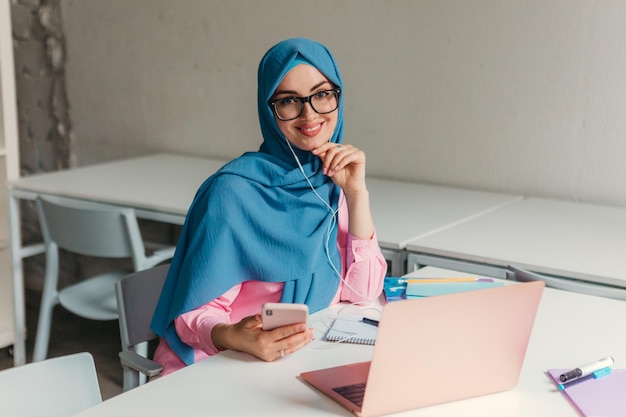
[153, 198, 387, 376]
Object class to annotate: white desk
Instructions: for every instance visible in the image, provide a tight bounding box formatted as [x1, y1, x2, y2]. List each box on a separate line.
[367, 178, 522, 276]
[69, 268, 626, 416]
[406, 198, 626, 294]
[8, 153, 227, 224]
[7, 154, 228, 365]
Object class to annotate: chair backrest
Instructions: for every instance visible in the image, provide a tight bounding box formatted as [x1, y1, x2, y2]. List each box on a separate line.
[0, 352, 102, 417]
[36, 195, 153, 271]
[116, 264, 169, 391]
[116, 264, 169, 351]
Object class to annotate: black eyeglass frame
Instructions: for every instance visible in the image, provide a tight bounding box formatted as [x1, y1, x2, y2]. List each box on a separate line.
[268, 88, 341, 121]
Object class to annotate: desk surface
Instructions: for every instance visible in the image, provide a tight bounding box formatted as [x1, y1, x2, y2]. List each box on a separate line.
[367, 178, 521, 250]
[8, 153, 227, 222]
[406, 198, 626, 287]
[70, 268, 626, 416]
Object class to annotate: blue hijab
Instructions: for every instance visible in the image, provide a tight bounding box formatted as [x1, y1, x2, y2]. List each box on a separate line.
[150, 38, 344, 365]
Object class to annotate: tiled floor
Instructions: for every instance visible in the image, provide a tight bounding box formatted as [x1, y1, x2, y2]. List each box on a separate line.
[0, 288, 123, 400]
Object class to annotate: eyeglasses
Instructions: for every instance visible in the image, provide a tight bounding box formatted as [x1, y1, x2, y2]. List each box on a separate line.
[268, 89, 341, 121]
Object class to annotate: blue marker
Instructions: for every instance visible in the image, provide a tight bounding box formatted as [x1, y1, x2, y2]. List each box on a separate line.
[558, 367, 611, 390]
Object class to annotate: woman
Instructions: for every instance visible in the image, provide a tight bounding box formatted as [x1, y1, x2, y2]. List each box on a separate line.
[151, 38, 386, 376]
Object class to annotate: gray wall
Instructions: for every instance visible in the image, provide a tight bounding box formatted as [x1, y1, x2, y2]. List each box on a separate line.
[61, 0, 626, 206]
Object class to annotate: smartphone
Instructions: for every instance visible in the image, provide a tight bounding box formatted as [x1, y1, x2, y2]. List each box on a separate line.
[261, 303, 309, 330]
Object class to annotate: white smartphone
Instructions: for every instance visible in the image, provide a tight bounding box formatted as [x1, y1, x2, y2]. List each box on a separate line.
[261, 303, 309, 330]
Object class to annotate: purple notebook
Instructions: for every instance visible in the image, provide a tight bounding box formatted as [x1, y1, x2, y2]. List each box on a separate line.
[548, 368, 626, 417]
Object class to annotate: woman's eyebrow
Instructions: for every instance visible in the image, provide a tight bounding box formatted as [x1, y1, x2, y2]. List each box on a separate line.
[273, 81, 332, 97]
[309, 80, 331, 92]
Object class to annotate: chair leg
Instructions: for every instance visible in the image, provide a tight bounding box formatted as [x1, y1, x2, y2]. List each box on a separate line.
[32, 249, 60, 362]
[135, 341, 149, 386]
[122, 367, 140, 392]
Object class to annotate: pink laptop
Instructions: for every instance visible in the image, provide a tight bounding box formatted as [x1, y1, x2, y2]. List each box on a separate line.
[300, 280, 544, 417]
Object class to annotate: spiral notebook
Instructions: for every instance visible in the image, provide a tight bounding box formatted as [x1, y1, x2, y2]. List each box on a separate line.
[325, 316, 378, 345]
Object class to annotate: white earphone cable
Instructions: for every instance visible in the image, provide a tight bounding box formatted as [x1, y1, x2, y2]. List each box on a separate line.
[285, 138, 367, 300]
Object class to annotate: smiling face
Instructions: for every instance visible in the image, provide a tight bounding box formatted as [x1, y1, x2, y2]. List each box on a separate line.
[271, 64, 338, 151]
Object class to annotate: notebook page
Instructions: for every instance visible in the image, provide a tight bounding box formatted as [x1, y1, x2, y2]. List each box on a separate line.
[325, 316, 378, 345]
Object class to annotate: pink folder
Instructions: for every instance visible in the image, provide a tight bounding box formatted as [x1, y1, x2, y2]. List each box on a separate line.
[548, 368, 626, 417]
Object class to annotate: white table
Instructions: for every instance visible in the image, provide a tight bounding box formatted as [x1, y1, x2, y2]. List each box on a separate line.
[69, 267, 626, 416]
[406, 198, 626, 294]
[367, 178, 522, 276]
[8, 153, 227, 224]
[7, 154, 228, 365]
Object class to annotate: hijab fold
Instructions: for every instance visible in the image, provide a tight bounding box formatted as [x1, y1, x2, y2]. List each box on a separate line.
[150, 38, 345, 365]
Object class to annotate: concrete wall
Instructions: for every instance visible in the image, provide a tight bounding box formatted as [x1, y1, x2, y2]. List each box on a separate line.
[12, 0, 71, 175]
[57, 0, 626, 208]
[10, 0, 74, 289]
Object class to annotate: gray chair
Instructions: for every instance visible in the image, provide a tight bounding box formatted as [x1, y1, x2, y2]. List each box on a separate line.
[33, 195, 175, 362]
[115, 263, 169, 391]
[0, 352, 101, 417]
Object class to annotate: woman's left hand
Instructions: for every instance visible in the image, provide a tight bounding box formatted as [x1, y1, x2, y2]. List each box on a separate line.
[311, 143, 367, 194]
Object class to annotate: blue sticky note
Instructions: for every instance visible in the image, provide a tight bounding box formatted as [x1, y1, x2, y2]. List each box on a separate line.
[405, 281, 503, 297]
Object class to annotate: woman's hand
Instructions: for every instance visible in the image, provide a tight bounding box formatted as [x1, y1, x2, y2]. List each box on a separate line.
[211, 314, 315, 361]
[311, 142, 366, 194]
[312, 142, 375, 239]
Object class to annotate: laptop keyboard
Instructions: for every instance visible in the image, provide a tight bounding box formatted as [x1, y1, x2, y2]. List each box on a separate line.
[332, 382, 367, 407]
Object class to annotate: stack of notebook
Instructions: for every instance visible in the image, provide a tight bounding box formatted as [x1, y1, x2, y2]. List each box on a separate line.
[383, 276, 503, 301]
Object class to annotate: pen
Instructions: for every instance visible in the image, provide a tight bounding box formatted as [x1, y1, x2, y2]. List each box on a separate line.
[559, 356, 614, 382]
[362, 317, 379, 327]
[558, 367, 611, 390]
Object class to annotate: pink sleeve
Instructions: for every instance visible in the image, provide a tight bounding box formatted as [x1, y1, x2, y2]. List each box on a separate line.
[333, 194, 387, 304]
[173, 284, 242, 357]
